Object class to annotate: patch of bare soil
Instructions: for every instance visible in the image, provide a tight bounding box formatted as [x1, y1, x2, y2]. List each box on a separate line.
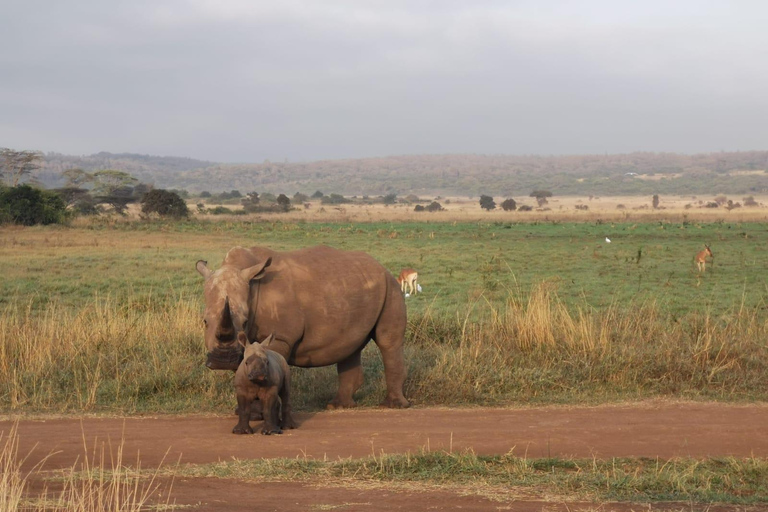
[6, 401, 768, 511]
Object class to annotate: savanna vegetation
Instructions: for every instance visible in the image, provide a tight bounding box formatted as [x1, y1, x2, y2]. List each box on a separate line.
[2, 219, 767, 413]
[2, 217, 768, 508]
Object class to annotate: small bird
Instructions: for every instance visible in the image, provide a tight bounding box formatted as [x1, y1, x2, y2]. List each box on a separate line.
[605, 237, 611, 243]
[417, 284, 423, 293]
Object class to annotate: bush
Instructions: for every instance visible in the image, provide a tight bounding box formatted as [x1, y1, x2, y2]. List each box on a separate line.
[321, 193, 351, 205]
[276, 194, 291, 212]
[140, 189, 189, 218]
[414, 205, 425, 212]
[425, 201, 444, 212]
[0, 185, 68, 225]
[743, 196, 758, 207]
[208, 206, 234, 215]
[501, 198, 517, 211]
[518, 205, 533, 212]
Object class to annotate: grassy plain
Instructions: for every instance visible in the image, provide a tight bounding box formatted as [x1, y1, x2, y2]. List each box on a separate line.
[1, 208, 767, 414]
[2, 204, 768, 509]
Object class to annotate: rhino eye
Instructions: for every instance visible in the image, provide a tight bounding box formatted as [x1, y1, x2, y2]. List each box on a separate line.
[203, 319, 208, 326]
[242, 320, 248, 330]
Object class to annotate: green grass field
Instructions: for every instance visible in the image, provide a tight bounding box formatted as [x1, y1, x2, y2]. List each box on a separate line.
[1, 219, 767, 414]
[3, 219, 767, 316]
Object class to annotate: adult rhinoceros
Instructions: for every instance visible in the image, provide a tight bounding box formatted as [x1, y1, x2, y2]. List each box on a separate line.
[195, 245, 409, 409]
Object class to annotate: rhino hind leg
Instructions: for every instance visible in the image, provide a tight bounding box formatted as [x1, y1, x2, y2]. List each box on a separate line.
[327, 348, 364, 409]
[373, 286, 410, 409]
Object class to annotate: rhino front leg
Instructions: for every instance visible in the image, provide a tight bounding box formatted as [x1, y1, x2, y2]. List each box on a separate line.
[232, 395, 254, 434]
[260, 394, 283, 435]
[235, 398, 264, 421]
[327, 348, 364, 409]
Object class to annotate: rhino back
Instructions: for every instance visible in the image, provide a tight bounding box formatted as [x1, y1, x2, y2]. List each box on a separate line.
[248, 246, 395, 367]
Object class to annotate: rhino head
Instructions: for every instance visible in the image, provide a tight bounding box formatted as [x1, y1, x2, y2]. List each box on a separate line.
[196, 256, 272, 370]
[238, 332, 274, 383]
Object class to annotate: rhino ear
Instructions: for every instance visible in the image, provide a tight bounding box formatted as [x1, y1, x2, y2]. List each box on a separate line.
[237, 332, 250, 348]
[196, 260, 213, 279]
[260, 332, 275, 347]
[241, 257, 272, 283]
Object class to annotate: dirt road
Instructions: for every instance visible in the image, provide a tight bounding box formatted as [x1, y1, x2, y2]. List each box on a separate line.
[5, 401, 768, 511]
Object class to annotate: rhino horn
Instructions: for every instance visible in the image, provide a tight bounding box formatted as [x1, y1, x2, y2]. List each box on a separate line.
[217, 297, 236, 341]
[241, 257, 272, 283]
[196, 260, 213, 279]
[260, 332, 275, 347]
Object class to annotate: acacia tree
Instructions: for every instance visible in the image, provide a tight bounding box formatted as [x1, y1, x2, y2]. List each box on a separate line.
[0, 148, 43, 186]
[92, 169, 138, 196]
[479, 195, 496, 211]
[530, 190, 553, 207]
[141, 189, 189, 218]
[62, 168, 94, 188]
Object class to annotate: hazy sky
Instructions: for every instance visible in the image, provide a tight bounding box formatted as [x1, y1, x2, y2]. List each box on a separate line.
[2, 1, 767, 162]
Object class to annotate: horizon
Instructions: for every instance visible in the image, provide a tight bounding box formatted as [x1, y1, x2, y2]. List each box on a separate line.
[39, 147, 768, 166]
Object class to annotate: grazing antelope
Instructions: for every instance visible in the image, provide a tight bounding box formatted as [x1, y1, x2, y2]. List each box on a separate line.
[397, 268, 419, 295]
[695, 245, 713, 272]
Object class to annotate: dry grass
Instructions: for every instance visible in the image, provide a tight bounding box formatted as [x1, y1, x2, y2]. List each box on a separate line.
[1, 281, 765, 414]
[0, 422, 173, 511]
[79, 194, 768, 224]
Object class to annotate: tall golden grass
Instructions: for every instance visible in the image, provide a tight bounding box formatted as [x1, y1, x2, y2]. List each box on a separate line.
[1, 284, 766, 413]
[0, 422, 171, 511]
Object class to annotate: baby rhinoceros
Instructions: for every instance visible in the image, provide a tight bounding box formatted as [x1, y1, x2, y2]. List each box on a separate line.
[233, 332, 296, 435]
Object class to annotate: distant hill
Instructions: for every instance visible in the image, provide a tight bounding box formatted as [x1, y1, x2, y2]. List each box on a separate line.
[39, 151, 768, 197]
[39, 152, 215, 189]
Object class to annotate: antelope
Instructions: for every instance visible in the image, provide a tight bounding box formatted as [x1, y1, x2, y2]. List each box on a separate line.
[396, 268, 419, 295]
[695, 245, 713, 272]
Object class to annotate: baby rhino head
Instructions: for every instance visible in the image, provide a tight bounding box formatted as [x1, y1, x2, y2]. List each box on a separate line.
[238, 332, 274, 384]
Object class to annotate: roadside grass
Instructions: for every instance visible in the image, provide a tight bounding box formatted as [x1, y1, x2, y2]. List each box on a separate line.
[0, 422, 173, 511]
[1, 282, 766, 414]
[163, 450, 768, 505]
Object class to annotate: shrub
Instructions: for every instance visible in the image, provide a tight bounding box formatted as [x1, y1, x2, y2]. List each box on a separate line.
[743, 196, 758, 207]
[276, 194, 291, 212]
[414, 205, 425, 212]
[0, 184, 68, 225]
[321, 193, 351, 205]
[140, 189, 189, 218]
[501, 198, 517, 211]
[208, 206, 234, 215]
[425, 201, 443, 212]
[518, 205, 533, 212]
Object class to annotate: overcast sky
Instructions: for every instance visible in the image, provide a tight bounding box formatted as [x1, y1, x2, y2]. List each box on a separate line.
[1, 1, 767, 162]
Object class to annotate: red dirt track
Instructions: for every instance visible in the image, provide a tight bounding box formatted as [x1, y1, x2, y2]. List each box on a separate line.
[5, 401, 768, 511]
